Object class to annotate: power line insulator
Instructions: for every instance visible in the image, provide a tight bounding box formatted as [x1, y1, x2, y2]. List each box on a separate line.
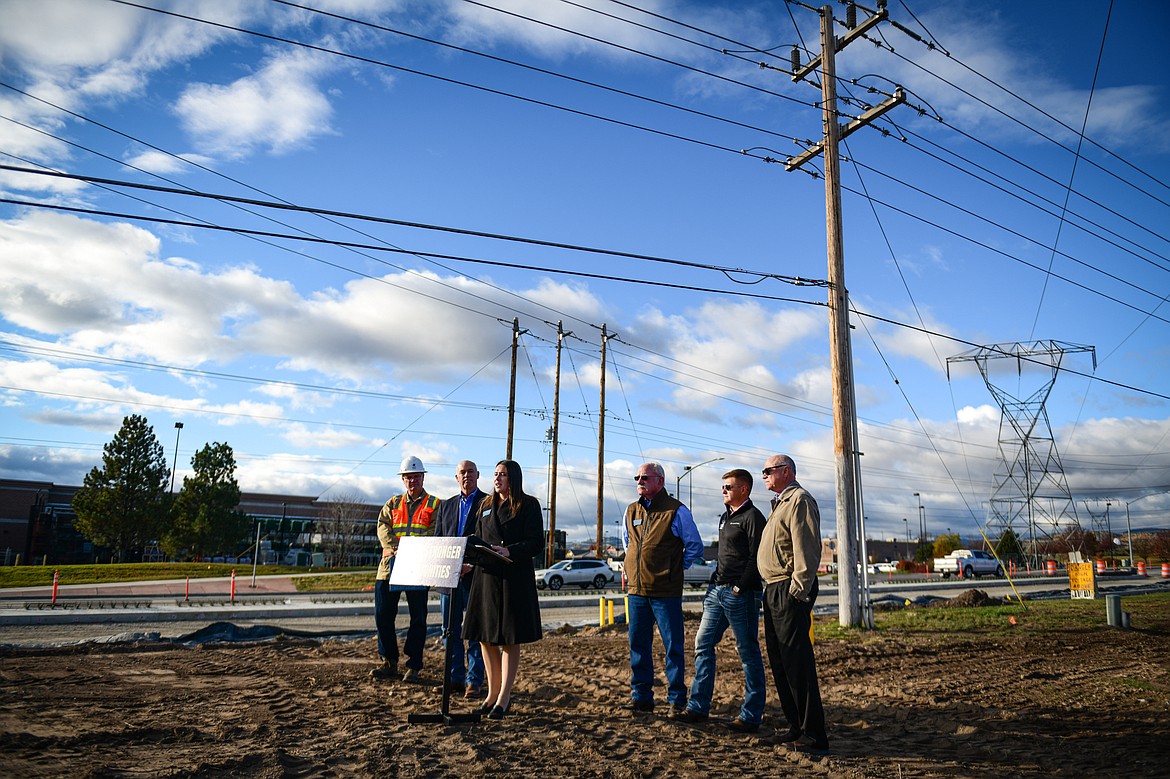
[790, 45, 800, 71]
[846, 3, 857, 29]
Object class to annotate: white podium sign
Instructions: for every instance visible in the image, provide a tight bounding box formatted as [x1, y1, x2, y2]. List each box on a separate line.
[390, 536, 466, 589]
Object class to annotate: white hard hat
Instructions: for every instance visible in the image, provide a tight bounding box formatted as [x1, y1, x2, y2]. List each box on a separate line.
[398, 455, 426, 475]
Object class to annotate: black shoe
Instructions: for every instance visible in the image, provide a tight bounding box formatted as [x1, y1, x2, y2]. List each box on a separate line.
[400, 668, 420, 683]
[670, 709, 708, 724]
[475, 700, 496, 715]
[777, 728, 802, 743]
[487, 704, 508, 720]
[623, 700, 654, 713]
[794, 739, 830, 755]
[728, 717, 760, 733]
[369, 663, 398, 680]
[670, 701, 688, 716]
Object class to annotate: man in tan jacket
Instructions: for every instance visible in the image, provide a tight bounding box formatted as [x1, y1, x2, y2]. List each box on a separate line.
[757, 454, 828, 754]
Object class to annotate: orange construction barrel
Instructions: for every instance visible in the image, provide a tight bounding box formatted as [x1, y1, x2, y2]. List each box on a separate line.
[1046, 560, 1057, 576]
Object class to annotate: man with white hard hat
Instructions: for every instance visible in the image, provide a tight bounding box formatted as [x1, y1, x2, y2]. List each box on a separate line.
[370, 455, 439, 682]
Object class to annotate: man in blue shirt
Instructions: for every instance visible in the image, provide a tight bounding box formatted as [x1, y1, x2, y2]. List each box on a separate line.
[621, 461, 705, 714]
[432, 460, 490, 698]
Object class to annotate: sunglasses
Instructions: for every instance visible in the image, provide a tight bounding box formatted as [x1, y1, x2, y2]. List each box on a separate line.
[633, 475, 655, 482]
[721, 483, 742, 492]
[762, 465, 787, 476]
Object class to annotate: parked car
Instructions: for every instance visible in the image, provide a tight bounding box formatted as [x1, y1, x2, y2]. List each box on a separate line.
[867, 562, 899, 574]
[683, 560, 716, 588]
[933, 549, 1004, 579]
[535, 559, 616, 591]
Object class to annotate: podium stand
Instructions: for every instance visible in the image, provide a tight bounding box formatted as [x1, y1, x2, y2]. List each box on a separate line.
[395, 536, 509, 726]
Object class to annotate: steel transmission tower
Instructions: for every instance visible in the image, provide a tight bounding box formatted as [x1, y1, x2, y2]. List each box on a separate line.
[947, 341, 1095, 562]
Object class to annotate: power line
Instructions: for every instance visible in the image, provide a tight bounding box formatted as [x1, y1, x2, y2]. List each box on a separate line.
[1029, 0, 1116, 339]
[0, 164, 818, 287]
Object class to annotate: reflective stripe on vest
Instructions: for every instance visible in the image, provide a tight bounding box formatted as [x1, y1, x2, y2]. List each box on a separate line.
[391, 493, 439, 536]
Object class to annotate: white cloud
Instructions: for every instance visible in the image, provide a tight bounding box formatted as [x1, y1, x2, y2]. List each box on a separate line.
[174, 47, 338, 158]
[121, 149, 215, 175]
[0, 211, 295, 365]
[0, 357, 286, 428]
[0, 0, 144, 74]
[282, 422, 371, 450]
[865, 3, 1169, 152]
[957, 404, 998, 426]
[629, 299, 826, 419]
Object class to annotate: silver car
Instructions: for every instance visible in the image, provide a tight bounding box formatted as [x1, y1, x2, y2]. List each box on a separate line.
[535, 559, 617, 591]
[683, 560, 716, 588]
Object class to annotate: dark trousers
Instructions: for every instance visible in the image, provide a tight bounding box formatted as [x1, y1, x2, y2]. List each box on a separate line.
[439, 576, 484, 687]
[762, 579, 827, 745]
[374, 580, 428, 671]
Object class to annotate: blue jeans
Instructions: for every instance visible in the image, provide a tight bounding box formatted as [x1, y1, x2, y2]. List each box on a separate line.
[627, 594, 687, 707]
[687, 584, 765, 723]
[439, 576, 484, 687]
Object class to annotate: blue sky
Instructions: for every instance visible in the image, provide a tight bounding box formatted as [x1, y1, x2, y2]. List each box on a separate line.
[2, 0, 1168, 548]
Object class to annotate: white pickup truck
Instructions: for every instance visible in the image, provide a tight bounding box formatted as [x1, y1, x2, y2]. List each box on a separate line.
[933, 549, 1004, 579]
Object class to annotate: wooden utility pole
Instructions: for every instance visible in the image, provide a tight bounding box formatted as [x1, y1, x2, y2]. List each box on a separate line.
[787, 4, 903, 628]
[506, 318, 520, 459]
[595, 324, 609, 557]
[547, 321, 564, 566]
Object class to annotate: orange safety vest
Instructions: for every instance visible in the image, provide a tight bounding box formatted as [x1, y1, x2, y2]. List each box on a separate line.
[388, 493, 439, 538]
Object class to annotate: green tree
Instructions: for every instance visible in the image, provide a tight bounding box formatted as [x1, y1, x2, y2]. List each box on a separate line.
[994, 528, 1024, 560]
[162, 442, 248, 559]
[71, 414, 170, 562]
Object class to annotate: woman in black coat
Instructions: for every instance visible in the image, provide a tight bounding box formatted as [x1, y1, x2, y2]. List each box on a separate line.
[463, 459, 543, 719]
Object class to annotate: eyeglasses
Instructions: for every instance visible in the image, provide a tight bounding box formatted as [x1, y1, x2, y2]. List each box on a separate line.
[633, 475, 654, 482]
[762, 465, 788, 476]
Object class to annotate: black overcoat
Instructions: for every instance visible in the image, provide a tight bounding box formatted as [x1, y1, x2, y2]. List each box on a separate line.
[463, 493, 544, 645]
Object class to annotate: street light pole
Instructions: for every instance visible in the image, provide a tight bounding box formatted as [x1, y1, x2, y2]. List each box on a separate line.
[170, 422, 184, 493]
[1105, 501, 1113, 561]
[913, 492, 925, 543]
[902, 518, 909, 559]
[1120, 492, 1165, 565]
[251, 520, 262, 587]
[1123, 502, 1134, 565]
[676, 456, 724, 506]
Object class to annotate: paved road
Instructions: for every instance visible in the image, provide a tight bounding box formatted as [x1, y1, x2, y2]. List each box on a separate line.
[2, 573, 1164, 647]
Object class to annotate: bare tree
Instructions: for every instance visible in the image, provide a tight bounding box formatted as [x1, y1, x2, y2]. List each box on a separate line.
[317, 491, 377, 568]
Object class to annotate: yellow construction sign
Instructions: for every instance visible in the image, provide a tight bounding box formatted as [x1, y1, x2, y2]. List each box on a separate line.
[1068, 562, 1096, 600]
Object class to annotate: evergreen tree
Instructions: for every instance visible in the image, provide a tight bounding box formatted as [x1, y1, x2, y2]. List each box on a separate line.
[163, 442, 248, 559]
[71, 414, 170, 562]
[994, 528, 1024, 560]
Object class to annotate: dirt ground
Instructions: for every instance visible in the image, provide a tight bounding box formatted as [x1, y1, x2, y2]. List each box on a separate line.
[1, 600, 1167, 778]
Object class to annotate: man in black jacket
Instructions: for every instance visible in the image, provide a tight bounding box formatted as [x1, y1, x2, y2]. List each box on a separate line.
[671, 468, 767, 732]
[433, 460, 490, 698]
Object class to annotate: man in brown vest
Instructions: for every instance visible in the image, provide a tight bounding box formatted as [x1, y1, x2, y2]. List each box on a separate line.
[622, 461, 705, 714]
